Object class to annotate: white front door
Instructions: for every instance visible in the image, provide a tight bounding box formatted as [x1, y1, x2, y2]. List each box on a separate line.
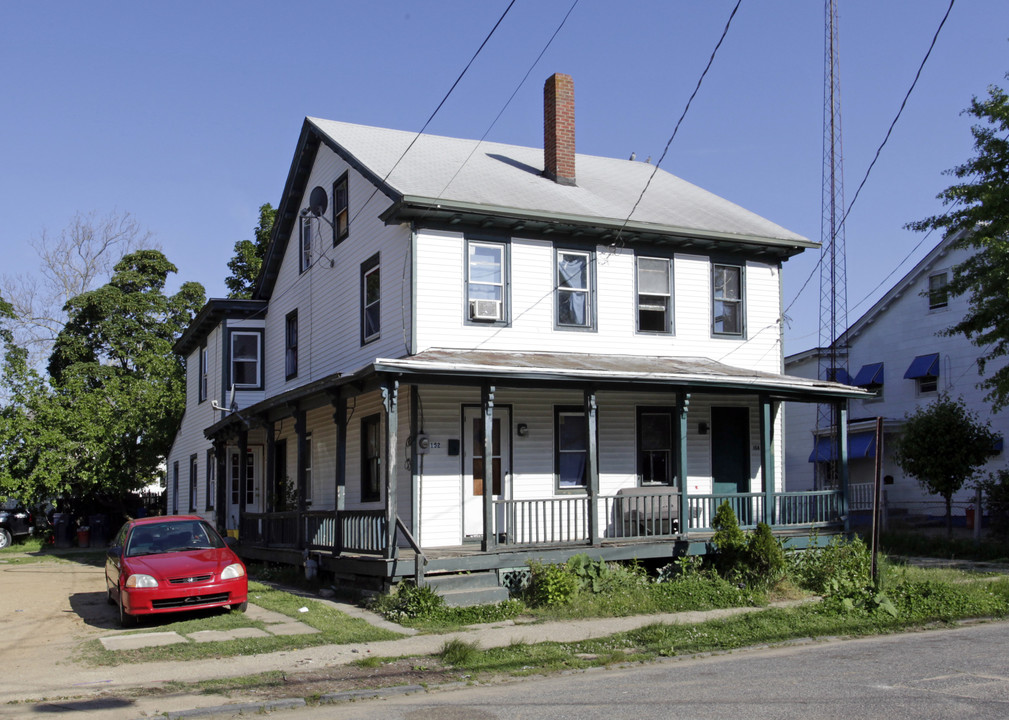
[462, 406, 511, 539]
[227, 447, 262, 530]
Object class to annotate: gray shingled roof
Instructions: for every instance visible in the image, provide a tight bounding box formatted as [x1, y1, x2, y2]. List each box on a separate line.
[308, 118, 810, 247]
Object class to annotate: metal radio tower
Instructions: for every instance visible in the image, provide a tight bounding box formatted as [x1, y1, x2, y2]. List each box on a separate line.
[815, 0, 848, 488]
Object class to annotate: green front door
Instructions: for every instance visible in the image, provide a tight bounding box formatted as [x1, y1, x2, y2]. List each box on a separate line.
[711, 406, 751, 522]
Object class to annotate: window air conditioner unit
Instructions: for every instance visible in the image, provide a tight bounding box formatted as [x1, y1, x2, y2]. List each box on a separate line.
[470, 299, 501, 322]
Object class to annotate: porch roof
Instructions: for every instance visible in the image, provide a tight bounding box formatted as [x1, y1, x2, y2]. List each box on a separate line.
[370, 349, 870, 402]
[205, 348, 868, 439]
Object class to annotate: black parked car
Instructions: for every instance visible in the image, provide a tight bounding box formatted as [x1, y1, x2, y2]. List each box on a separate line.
[0, 499, 33, 548]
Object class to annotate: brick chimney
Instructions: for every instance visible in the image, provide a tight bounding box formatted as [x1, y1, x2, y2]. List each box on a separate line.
[543, 73, 575, 186]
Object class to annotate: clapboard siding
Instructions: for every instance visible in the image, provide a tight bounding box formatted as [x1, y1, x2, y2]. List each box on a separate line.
[414, 230, 782, 373]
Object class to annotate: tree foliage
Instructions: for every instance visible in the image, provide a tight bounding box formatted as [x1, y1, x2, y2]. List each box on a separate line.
[893, 394, 997, 535]
[225, 203, 275, 299]
[907, 77, 1009, 410]
[0, 251, 204, 507]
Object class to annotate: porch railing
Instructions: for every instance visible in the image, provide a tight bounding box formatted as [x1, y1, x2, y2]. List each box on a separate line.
[238, 489, 844, 554]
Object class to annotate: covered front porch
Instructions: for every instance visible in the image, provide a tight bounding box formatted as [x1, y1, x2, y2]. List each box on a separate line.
[209, 349, 867, 592]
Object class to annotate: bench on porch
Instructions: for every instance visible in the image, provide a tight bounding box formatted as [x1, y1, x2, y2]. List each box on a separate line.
[615, 485, 680, 537]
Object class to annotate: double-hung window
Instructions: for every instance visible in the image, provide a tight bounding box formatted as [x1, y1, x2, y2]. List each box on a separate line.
[555, 407, 588, 490]
[230, 330, 262, 389]
[361, 415, 381, 502]
[333, 174, 349, 245]
[361, 253, 381, 344]
[712, 263, 744, 336]
[928, 272, 948, 310]
[467, 240, 507, 323]
[285, 310, 298, 380]
[637, 256, 673, 333]
[300, 216, 313, 273]
[556, 249, 593, 329]
[205, 448, 215, 510]
[189, 454, 198, 512]
[637, 407, 675, 485]
[198, 345, 208, 402]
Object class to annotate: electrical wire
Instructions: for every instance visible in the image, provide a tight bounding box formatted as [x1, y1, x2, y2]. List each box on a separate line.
[615, 0, 743, 244]
[784, 0, 955, 318]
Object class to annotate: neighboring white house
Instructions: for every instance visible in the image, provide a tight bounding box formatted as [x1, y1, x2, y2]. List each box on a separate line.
[167, 74, 863, 590]
[785, 230, 1007, 520]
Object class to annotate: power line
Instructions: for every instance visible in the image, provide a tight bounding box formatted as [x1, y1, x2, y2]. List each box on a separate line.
[615, 0, 743, 243]
[784, 0, 955, 319]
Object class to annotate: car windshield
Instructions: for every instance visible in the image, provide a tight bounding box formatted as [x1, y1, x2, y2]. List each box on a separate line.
[125, 520, 226, 557]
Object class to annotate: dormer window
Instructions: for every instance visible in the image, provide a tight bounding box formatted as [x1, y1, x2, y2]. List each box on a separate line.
[230, 330, 262, 389]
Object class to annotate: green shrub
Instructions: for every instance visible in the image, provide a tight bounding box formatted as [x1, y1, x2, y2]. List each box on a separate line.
[746, 522, 786, 589]
[788, 535, 871, 596]
[372, 581, 444, 621]
[527, 559, 580, 607]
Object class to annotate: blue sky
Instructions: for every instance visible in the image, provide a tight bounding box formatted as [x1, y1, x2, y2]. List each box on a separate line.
[1, 0, 1006, 354]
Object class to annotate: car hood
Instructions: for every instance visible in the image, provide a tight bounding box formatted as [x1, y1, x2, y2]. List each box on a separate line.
[127, 548, 241, 580]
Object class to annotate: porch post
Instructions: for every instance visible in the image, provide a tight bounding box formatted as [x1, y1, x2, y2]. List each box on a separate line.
[410, 385, 421, 540]
[584, 387, 599, 545]
[838, 400, 850, 534]
[294, 408, 307, 549]
[382, 377, 400, 560]
[213, 439, 227, 534]
[329, 390, 347, 512]
[760, 395, 774, 526]
[237, 429, 248, 534]
[481, 384, 496, 552]
[677, 391, 690, 535]
[263, 418, 276, 513]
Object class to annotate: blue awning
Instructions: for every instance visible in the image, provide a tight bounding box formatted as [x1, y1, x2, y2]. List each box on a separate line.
[852, 362, 884, 387]
[808, 431, 877, 462]
[826, 367, 852, 384]
[904, 353, 939, 379]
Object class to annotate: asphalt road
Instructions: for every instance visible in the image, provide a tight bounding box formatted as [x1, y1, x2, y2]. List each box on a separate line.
[245, 620, 1009, 720]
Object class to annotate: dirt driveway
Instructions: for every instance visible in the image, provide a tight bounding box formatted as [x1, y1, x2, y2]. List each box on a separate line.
[0, 555, 118, 701]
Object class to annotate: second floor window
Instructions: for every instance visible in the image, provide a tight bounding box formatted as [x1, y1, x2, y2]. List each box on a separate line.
[712, 263, 743, 336]
[333, 174, 349, 244]
[361, 254, 381, 344]
[928, 272, 948, 310]
[467, 240, 506, 323]
[230, 331, 262, 389]
[556, 249, 593, 329]
[637, 256, 672, 333]
[285, 311, 298, 380]
[198, 346, 208, 402]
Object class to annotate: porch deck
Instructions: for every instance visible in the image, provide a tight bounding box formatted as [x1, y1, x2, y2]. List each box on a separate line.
[236, 489, 846, 589]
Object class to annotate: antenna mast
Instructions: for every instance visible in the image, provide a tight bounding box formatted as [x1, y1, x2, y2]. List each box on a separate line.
[816, 0, 849, 487]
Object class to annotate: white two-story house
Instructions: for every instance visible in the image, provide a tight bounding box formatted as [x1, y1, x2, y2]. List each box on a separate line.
[785, 230, 1006, 523]
[168, 74, 864, 592]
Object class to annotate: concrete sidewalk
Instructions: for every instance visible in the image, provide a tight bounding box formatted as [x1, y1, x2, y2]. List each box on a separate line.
[2, 596, 808, 719]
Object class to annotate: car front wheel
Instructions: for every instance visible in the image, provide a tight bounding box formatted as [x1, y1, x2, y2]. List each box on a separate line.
[0, 528, 11, 549]
[119, 594, 136, 628]
[232, 600, 248, 613]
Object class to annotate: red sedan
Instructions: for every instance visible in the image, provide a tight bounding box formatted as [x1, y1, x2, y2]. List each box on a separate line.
[106, 516, 248, 626]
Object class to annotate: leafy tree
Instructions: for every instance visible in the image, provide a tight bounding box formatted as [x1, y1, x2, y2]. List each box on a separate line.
[225, 203, 275, 298]
[0, 251, 204, 507]
[907, 77, 1009, 410]
[893, 394, 997, 536]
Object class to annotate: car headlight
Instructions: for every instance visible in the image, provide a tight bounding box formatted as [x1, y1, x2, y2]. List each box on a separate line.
[125, 574, 158, 588]
[221, 563, 246, 580]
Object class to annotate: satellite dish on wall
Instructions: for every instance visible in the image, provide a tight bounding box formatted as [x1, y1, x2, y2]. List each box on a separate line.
[309, 186, 328, 217]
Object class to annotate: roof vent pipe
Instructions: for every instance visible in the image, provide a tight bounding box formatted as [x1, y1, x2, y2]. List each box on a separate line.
[543, 73, 576, 186]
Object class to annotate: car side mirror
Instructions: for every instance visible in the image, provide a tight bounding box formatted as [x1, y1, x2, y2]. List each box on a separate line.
[106, 546, 123, 560]
[224, 536, 238, 548]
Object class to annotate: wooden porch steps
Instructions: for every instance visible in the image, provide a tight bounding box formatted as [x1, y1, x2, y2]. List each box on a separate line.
[423, 571, 511, 607]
